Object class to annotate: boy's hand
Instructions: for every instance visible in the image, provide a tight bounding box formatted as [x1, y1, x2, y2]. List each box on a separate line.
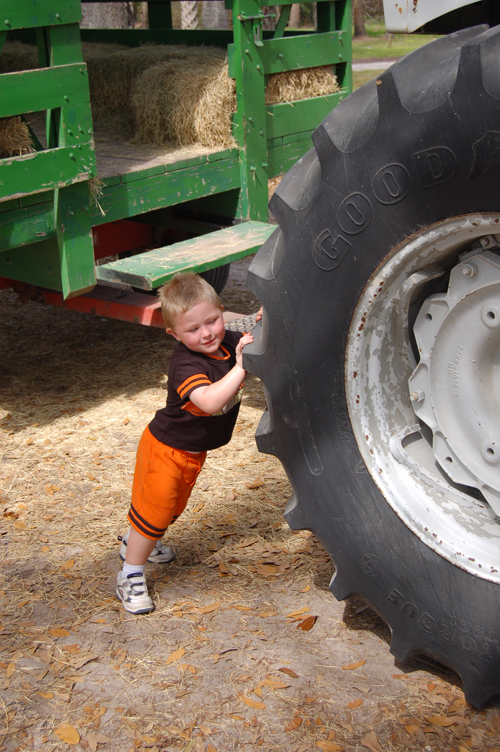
[255, 307, 263, 322]
[190, 332, 255, 414]
[235, 332, 254, 369]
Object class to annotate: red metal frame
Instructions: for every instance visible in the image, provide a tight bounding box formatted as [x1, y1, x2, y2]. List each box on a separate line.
[92, 220, 154, 261]
[0, 277, 165, 328]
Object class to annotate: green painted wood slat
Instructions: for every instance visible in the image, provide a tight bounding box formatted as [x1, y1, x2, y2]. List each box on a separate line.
[266, 90, 345, 140]
[0, 145, 94, 200]
[259, 30, 349, 75]
[90, 156, 241, 226]
[0, 64, 91, 119]
[267, 137, 311, 177]
[0, 1, 82, 31]
[0, 203, 55, 253]
[228, 31, 348, 77]
[95, 221, 275, 290]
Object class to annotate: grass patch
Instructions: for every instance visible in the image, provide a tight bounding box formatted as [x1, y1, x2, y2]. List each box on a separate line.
[353, 68, 386, 90]
[353, 18, 440, 59]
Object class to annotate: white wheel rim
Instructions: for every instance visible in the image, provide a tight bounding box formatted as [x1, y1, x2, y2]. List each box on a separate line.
[346, 214, 500, 583]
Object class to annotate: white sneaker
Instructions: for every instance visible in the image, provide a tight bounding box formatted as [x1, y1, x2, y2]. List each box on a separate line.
[118, 534, 175, 564]
[116, 571, 154, 614]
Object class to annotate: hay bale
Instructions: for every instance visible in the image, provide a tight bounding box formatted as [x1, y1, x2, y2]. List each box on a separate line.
[0, 41, 39, 74]
[0, 41, 339, 150]
[0, 117, 34, 159]
[265, 65, 339, 104]
[131, 50, 236, 148]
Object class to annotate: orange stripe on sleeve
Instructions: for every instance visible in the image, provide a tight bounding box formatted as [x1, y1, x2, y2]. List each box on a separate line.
[178, 373, 211, 399]
[182, 401, 211, 417]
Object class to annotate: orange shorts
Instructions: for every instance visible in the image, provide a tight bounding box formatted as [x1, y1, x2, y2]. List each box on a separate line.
[128, 426, 206, 540]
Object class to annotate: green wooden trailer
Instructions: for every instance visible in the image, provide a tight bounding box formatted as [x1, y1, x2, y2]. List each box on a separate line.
[0, 0, 351, 326]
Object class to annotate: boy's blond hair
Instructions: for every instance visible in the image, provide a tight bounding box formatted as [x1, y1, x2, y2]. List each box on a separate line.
[158, 272, 222, 330]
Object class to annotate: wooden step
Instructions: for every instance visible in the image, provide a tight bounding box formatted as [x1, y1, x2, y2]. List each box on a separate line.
[95, 220, 276, 291]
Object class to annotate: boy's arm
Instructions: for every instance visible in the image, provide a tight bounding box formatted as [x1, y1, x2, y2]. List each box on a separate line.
[189, 333, 253, 414]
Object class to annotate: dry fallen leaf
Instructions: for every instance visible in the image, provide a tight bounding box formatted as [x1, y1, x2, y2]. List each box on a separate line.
[256, 563, 277, 575]
[196, 603, 220, 614]
[316, 741, 343, 751]
[425, 715, 462, 727]
[246, 476, 264, 488]
[166, 725, 190, 740]
[346, 698, 363, 709]
[55, 723, 80, 745]
[37, 691, 54, 699]
[73, 653, 98, 669]
[361, 731, 384, 752]
[404, 725, 420, 736]
[338, 722, 353, 733]
[48, 628, 71, 637]
[286, 607, 310, 618]
[239, 694, 266, 710]
[261, 677, 291, 689]
[179, 663, 197, 675]
[297, 615, 317, 631]
[166, 648, 186, 665]
[341, 660, 366, 670]
[285, 716, 303, 731]
[279, 667, 299, 678]
[86, 732, 112, 751]
[6, 662, 15, 678]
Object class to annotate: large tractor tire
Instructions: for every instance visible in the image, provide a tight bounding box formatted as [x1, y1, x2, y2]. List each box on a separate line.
[245, 25, 500, 707]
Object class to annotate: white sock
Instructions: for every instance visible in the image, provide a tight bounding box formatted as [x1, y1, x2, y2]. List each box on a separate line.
[121, 562, 145, 576]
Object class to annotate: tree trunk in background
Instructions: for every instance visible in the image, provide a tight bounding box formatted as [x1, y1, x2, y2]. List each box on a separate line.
[262, 6, 279, 31]
[353, 0, 366, 37]
[181, 1, 199, 29]
[289, 4, 300, 28]
[80, 2, 134, 28]
[134, 2, 148, 28]
[202, 1, 230, 29]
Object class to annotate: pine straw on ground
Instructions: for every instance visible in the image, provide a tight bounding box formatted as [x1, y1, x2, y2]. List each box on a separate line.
[0, 41, 339, 150]
[1, 283, 499, 751]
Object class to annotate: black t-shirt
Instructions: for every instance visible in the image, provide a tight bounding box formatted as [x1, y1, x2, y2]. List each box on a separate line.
[148, 330, 244, 453]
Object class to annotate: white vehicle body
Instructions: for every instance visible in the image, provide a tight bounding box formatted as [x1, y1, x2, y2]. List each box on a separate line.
[383, 0, 479, 33]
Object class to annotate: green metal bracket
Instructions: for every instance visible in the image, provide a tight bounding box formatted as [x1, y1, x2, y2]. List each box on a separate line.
[232, 0, 268, 221]
[273, 5, 291, 39]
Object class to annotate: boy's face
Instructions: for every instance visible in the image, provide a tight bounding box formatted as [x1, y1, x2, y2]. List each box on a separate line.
[167, 300, 225, 356]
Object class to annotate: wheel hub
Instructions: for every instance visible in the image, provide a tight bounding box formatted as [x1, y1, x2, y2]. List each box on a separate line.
[346, 215, 500, 583]
[409, 251, 500, 516]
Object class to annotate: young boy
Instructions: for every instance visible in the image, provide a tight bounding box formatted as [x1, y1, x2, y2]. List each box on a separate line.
[116, 272, 254, 614]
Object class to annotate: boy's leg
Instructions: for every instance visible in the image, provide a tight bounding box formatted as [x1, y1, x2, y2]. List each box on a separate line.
[117, 429, 205, 614]
[124, 527, 157, 565]
[118, 525, 175, 564]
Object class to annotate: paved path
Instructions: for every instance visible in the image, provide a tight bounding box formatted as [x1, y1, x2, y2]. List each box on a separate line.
[352, 58, 398, 71]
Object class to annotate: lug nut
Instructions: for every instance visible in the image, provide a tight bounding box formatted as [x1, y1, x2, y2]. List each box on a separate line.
[409, 389, 425, 403]
[462, 262, 477, 277]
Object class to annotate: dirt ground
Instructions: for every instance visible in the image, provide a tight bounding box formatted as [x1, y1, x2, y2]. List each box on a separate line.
[1, 262, 500, 752]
